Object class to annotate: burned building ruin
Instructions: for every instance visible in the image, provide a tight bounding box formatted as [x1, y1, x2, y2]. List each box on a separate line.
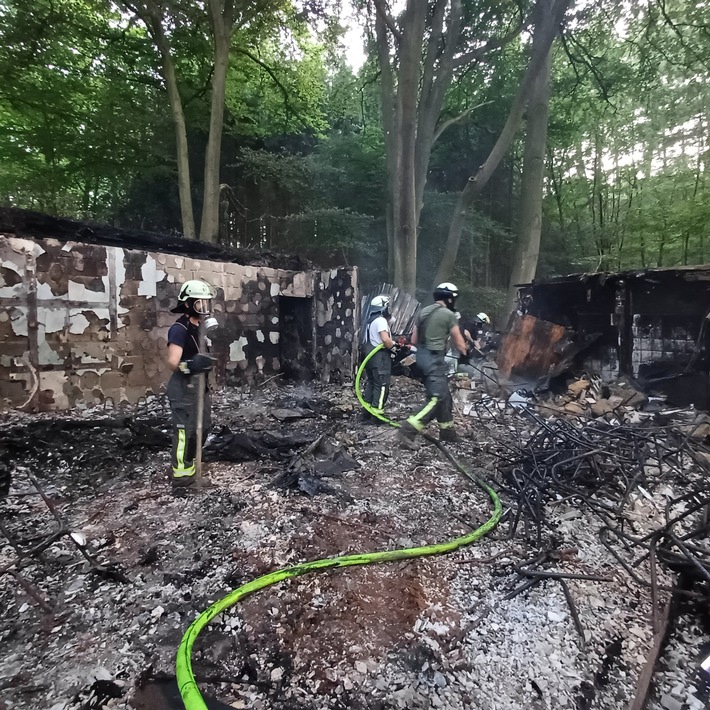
[0, 208, 358, 411]
[510, 266, 710, 408]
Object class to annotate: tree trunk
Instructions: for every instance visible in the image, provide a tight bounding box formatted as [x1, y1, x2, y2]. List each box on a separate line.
[503, 39, 553, 318]
[140, 5, 196, 239]
[373, 0, 470, 293]
[392, 0, 427, 294]
[375, 7, 397, 282]
[199, 0, 234, 243]
[434, 0, 570, 287]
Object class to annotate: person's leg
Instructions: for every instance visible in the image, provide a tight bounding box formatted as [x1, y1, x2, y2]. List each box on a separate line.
[429, 358, 457, 441]
[370, 349, 391, 417]
[399, 348, 438, 449]
[168, 376, 198, 486]
[361, 357, 376, 421]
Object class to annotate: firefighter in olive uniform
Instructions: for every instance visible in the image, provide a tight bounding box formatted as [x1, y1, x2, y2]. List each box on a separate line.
[165, 279, 216, 486]
[397, 283, 467, 448]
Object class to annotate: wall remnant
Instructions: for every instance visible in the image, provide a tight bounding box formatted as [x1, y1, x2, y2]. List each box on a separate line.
[515, 266, 710, 408]
[0, 209, 358, 411]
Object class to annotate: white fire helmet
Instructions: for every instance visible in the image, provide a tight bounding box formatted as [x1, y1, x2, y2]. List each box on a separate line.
[477, 312, 491, 324]
[171, 279, 216, 315]
[370, 295, 390, 313]
[434, 282, 459, 297]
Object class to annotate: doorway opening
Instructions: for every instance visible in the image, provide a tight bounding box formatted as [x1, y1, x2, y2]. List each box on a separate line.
[279, 296, 315, 380]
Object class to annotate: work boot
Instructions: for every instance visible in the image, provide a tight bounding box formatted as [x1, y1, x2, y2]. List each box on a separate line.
[438, 428, 460, 444]
[171, 474, 196, 489]
[359, 410, 373, 424]
[396, 422, 420, 451]
[368, 412, 386, 426]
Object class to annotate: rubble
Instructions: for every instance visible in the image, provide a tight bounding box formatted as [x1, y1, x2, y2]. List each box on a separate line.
[1, 376, 709, 710]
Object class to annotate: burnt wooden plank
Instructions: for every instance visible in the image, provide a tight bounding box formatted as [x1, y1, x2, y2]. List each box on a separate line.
[496, 314, 568, 380]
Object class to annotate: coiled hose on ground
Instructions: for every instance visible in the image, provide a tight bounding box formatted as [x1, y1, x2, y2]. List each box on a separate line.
[175, 344, 502, 710]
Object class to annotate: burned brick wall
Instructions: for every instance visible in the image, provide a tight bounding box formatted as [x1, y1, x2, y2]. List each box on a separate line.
[0, 235, 358, 411]
[313, 268, 359, 383]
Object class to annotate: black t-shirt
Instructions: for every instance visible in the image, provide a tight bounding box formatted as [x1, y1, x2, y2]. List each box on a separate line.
[167, 315, 200, 362]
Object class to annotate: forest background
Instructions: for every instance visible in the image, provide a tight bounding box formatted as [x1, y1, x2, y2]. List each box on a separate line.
[0, 0, 708, 319]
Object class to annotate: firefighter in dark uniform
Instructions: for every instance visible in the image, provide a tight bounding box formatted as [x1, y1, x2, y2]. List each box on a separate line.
[165, 279, 216, 486]
[361, 295, 397, 423]
[397, 283, 467, 448]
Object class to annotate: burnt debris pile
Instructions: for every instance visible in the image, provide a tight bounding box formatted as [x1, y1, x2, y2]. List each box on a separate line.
[498, 409, 710, 604]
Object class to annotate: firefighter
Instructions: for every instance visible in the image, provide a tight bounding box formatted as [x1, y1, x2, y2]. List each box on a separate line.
[165, 279, 216, 487]
[448, 312, 478, 379]
[361, 294, 397, 423]
[473, 312, 491, 348]
[397, 283, 467, 448]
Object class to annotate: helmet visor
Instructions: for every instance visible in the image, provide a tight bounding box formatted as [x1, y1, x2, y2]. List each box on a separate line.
[192, 298, 212, 315]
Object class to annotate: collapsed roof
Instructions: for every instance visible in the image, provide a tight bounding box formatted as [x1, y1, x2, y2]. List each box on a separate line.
[0, 207, 311, 272]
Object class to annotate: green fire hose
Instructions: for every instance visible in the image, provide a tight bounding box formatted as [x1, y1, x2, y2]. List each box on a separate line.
[175, 344, 501, 710]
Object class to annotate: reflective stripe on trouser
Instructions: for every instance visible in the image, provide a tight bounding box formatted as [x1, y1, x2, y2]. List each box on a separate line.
[167, 372, 212, 479]
[406, 347, 453, 431]
[363, 346, 391, 414]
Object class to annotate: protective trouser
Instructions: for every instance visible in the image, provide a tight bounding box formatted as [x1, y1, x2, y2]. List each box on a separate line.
[363, 345, 392, 415]
[406, 347, 454, 432]
[167, 372, 212, 482]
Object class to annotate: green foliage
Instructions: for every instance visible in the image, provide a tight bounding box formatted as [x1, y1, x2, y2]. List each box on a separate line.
[540, 0, 710, 275]
[0, 0, 169, 218]
[0, 0, 708, 299]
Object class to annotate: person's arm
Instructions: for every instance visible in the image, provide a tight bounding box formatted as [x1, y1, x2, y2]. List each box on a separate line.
[380, 330, 395, 349]
[167, 343, 184, 372]
[410, 324, 419, 346]
[450, 324, 467, 356]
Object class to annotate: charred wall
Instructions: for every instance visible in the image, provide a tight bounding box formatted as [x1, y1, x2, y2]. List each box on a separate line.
[0, 235, 358, 411]
[520, 267, 710, 407]
[522, 278, 619, 379]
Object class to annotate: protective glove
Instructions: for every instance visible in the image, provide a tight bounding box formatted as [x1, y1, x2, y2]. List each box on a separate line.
[178, 353, 216, 375]
[389, 343, 402, 356]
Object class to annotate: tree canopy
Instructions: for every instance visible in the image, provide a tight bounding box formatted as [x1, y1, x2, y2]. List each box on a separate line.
[0, 0, 708, 314]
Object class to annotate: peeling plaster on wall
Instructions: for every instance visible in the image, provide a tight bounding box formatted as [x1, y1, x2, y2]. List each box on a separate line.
[0, 258, 25, 298]
[256, 330, 265, 343]
[79, 353, 110, 365]
[269, 332, 279, 344]
[138, 255, 167, 297]
[316, 299, 333, 328]
[68, 279, 109, 303]
[113, 248, 128, 324]
[38, 307, 68, 334]
[36, 282, 68, 300]
[77, 308, 110, 329]
[256, 355, 265, 372]
[39, 371, 69, 410]
[229, 336, 249, 363]
[281, 272, 313, 297]
[68, 312, 91, 335]
[271, 317, 279, 325]
[8, 237, 45, 259]
[270, 283, 280, 297]
[38, 335, 63, 366]
[10, 307, 29, 336]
